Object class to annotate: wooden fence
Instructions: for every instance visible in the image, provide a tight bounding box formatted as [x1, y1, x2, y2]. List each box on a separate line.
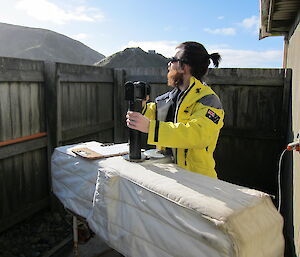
[44, 62, 116, 147]
[206, 68, 291, 195]
[0, 58, 48, 232]
[0, 56, 292, 233]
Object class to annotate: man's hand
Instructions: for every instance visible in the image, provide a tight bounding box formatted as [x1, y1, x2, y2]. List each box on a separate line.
[126, 111, 150, 133]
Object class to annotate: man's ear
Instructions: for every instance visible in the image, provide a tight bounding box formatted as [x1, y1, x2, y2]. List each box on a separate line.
[178, 62, 189, 73]
[176, 63, 185, 73]
[182, 63, 191, 75]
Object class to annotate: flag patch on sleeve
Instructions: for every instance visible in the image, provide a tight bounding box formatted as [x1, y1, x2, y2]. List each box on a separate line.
[205, 109, 220, 124]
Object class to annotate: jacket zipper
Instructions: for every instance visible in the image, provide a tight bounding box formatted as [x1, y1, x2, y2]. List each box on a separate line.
[184, 149, 188, 166]
[174, 82, 195, 164]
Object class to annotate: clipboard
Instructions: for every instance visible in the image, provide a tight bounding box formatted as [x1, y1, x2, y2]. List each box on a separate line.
[72, 147, 104, 159]
[71, 145, 129, 160]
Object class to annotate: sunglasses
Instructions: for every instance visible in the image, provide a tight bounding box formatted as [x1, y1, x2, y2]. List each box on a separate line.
[168, 57, 187, 64]
[169, 57, 181, 63]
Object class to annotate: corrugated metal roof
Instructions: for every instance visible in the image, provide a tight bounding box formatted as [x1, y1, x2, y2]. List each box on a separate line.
[260, 0, 300, 38]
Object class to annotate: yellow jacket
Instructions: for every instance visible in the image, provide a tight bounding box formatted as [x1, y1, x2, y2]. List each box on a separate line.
[143, 76, 224, 178]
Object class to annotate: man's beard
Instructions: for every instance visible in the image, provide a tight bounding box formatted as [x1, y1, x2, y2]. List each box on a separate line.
[167, 69, 184, 87]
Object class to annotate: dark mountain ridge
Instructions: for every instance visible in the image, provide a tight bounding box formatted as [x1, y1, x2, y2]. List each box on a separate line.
[0, 22, 105, 65]
[95, 47, 169, 68]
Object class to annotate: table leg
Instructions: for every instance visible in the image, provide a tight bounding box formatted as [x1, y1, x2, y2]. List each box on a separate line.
[73, 215, 80, 257]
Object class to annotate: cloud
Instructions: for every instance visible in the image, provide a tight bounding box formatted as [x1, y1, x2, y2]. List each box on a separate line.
[204, 27, 236, 35]
[208, 47, 283, 68]
[121, 41, 283, 68]
[238, 15, 259, 35]
[121, 40, 179, 57]
[240, 15, 259, 29]
[205, 16, 259, 37]
[15, 0, 104, 24]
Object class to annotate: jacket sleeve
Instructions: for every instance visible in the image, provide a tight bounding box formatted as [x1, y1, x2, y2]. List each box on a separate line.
[142, 102, 156, 120]
[147, 104, 224, 149]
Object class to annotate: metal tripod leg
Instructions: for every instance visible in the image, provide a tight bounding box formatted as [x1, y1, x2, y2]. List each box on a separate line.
[73, 215, 79, 257]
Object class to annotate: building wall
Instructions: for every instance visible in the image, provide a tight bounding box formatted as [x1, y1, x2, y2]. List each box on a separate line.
[287, 22, 300, 256]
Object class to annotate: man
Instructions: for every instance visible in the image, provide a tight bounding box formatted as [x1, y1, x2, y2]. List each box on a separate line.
[126, 41, 224, 178]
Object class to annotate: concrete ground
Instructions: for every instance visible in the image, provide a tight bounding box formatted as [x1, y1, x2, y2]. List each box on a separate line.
[54, 236, 123, 257]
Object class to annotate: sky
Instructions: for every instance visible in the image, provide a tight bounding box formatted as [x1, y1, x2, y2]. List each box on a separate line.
[0, 0, 285, 68]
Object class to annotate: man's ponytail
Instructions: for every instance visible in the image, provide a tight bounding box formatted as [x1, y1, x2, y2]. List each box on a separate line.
[209, 53, 221, 68]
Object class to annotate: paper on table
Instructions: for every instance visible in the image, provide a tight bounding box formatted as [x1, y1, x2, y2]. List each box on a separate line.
[71, 143, 129, 159]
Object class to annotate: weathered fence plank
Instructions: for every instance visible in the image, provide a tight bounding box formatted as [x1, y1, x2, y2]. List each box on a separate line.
[208, 68, 291, 195]
[205, 68, 286, 86]
[0, 149, 49, 233]
[0, 83, 11, 141]
[0, 58, 48, 233]
[57, 63, 115, 145]
[0, 83, 45, 141]
[58, 63, 113, 83]
[0, 137, 47, 159]
[44, 61, 59, 149]
[0, 70, 44, 82]
[0, 57, 44, 82]
[62, 121, 114, 142]
[113, 69, 126, 143]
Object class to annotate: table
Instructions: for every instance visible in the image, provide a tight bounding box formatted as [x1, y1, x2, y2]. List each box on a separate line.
[51, 142, 284, 257]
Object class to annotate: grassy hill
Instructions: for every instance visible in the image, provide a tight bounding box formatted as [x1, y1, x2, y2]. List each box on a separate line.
[95, 47, 168, 68]
[0, 23, 105, 65]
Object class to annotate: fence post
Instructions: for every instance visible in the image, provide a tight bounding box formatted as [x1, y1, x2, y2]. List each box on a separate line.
[113, 68, 127, 143]
[44, 61, 62, 211]
[44, 61, 60, 151]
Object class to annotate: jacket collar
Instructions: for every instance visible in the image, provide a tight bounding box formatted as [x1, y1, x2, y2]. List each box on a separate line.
[167, 87, 180, 103]
[160, 77, 207, 106]
[179, 76, 207, 108]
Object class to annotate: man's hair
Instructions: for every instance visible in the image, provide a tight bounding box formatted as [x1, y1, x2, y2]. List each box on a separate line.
[176, 41, 221, 81]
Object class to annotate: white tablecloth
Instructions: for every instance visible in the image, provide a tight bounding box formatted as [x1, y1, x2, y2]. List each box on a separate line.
[51, 142, 284, 257]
